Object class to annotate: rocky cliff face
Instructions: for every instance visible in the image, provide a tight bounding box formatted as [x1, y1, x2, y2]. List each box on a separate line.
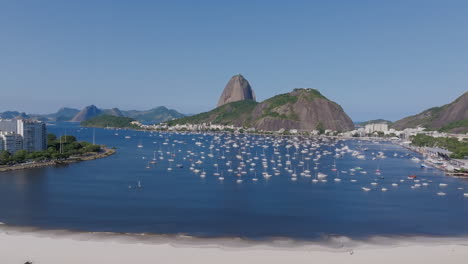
[217, 74, 256, 107]
[393, 91, 468, 131]
[71, 105, 102, 122]
[250, 89, 354, 131]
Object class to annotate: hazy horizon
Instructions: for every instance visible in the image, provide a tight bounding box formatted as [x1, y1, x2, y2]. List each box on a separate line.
[1, 1, 467, 121]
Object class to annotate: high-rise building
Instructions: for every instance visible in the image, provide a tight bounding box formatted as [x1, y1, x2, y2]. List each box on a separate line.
[17, 120, 47, 152]
[0, 119, 47, 153]
[0, 131, 23, 154]
[0, 119, 18, 133]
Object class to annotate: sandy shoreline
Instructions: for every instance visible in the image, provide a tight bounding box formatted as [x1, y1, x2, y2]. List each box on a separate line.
[1, 225, 467, 264]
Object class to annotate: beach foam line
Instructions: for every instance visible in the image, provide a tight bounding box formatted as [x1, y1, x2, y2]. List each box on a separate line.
[0, 223, 468, 252]
[1, 227, 468, 264]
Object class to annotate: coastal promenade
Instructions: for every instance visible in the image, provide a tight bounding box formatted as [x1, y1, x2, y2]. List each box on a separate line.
[0, 147, 116, 173]
[399, 144, 468, 177]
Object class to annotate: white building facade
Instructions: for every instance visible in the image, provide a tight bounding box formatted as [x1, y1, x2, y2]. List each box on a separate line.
[364, 123, 389, 134]
[0, 119, 47, 153]
[17, 120, 47, 152]
[0, 119, 18, 133]
[0, 131, 23, 154]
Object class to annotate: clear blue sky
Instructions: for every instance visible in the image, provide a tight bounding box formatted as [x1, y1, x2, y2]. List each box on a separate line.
[1, 0, 467, 121]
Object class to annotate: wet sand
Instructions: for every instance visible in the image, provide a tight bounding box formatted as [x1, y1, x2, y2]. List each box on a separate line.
[1, 225, 467, 264]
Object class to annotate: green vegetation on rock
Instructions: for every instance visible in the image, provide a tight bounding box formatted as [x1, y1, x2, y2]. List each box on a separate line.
[393, 92, 468, 132]
[261, 93, 299, 120]
[123, 106, 185, 123]
[81, 115, 139, 128]
[293, 88, 326, 101]
[439, 119, 468, 133]
[168, 87, 354, 132]
[168, 100, 258, 126]
[359, 119, 393, 126]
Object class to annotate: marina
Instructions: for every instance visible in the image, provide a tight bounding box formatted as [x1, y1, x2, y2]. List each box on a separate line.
[0, 123, 467, 240]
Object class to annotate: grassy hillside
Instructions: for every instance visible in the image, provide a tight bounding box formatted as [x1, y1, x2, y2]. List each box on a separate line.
[359, 119, 393, 126]
[394, 92, 467, 131]
[167, 88, 354, 132]
[81, 115, 139, 128]
[439, 119, 468, 133]
[123, 106, 185, 123]
[167, 100, 258, 126]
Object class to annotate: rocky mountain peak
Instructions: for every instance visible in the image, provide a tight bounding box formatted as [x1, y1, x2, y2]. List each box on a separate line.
[71, 105, 102, 122]
[217, 74, 256, 107]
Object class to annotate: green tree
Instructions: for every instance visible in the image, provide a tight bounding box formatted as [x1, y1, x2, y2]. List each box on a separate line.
[47, 133, 57, 142]
[60, 135, 77, 143]
[83, 144, 101, 153]
[316, 122, 325, 135]
[0, 150, 11, 165]
[12, 150, 28, 163]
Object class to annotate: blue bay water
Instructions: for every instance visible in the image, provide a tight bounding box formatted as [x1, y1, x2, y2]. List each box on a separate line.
[0, 122, 467, 241]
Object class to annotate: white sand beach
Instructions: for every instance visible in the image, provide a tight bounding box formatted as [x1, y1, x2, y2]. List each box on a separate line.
[1, 227, 468, 264]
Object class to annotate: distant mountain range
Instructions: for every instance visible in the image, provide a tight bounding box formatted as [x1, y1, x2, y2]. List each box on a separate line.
[169, 74, 354, 132]
[47, 107, 81, 121]
[0, 106, 185, 124]
[0, 111, 30, 120]
[393, 91, 468, 133]
[2, 75, 465, 133]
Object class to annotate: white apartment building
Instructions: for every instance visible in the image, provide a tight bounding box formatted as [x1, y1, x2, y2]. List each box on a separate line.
[365, 123, 389, 133]
[0, 131, 23, 154]
[17, 120, 47, 152]
[0, 119, 47, 153]
[0, 119, 18, 133]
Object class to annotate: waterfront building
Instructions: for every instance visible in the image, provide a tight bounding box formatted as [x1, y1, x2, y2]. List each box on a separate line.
[0, 119, 47, 153]
[365, 123, 389, 133]
[0, 119, 18, 133]
[17, 119, 47, 152]
[0, 131, 23, 154]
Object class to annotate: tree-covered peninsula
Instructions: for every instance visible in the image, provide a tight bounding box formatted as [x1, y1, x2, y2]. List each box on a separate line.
[0, 133, 102, 165]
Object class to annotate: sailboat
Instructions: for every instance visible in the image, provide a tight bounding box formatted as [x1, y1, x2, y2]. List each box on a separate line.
[331, 159, 337, 172]
[252, 171, 258, 182]
[334, 171, 341, 182]
[312, 171, 319, 183]
[375, 160, 381, 175]
[150, 151, 157, 164]
[167, 158, 173, 171]
[218, 172, 224, 181]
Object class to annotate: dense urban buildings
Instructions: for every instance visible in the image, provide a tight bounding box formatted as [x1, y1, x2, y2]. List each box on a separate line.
[0, 119, 47, 153]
